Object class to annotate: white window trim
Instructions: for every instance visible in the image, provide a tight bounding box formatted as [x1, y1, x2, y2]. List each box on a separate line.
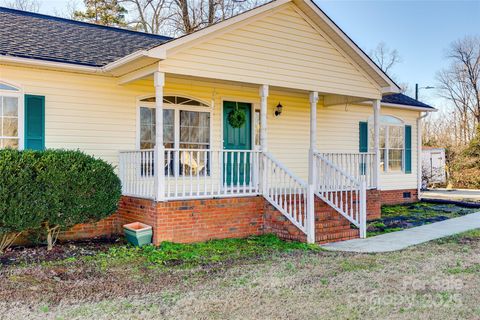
[0, 81, 24, 150]
[136, 95, 213, 150]
[369, 115, 405, 174]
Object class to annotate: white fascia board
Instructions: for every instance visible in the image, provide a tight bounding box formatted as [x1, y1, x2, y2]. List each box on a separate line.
[298, 0, 401, 93]
[0, 55, 103, 74]
[360, 100, 437, 112]
[381, 102, 437, 112]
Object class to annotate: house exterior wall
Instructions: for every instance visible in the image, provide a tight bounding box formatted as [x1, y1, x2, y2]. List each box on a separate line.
[1, 64, 419, 192]
[160, 3, 381, 100]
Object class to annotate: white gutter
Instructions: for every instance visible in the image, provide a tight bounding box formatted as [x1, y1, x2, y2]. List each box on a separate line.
[417, 112, 429, 199]
[1, 50, 153, 75]
[360, 100, 437, 112]
[0, 55, 103, 73]
[382, 102, 437, 112]
[102, 50, 150, 72]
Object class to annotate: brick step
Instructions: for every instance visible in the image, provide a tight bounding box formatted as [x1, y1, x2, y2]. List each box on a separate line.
[315, 228, 360, 244]
[315, 219, 351, 229]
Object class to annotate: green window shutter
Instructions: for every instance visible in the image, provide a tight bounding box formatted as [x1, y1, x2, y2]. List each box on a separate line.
[404, 125, 412, 173]
[24, 95, 45, 150]
[359, 121, 368, 152]
[359, 121, 368, 175]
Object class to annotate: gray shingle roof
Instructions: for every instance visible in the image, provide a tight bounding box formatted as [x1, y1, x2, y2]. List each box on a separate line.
[0, 7, 171, 67]
[381, 93, 435, 109]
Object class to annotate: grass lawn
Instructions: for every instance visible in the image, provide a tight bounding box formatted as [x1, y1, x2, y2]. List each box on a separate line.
[1, 231, 480, 320]
[367, 201, 478, 236]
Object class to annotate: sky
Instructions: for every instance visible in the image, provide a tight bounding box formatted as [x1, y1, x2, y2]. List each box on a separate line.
[28, 0, 480, 109]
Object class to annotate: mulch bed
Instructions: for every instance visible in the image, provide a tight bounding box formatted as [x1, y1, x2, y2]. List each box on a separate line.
[367, 201, 478, 236]
[0, 236, 125, 266]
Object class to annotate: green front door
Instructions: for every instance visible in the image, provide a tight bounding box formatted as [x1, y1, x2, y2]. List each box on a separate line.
[223, 101, 252, 186]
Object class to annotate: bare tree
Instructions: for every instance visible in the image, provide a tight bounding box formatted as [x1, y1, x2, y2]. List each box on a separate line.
[120, 0, 173, 34]
[436, 35, 480, 145]
[2, 0, 40, 12]
[369, 41, 401, 76]
[54, 0, 81, 19]
[120, 0, 264, 36]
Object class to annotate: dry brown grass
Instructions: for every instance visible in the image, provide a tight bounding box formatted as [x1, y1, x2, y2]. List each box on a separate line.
[1, 231, 480, 320]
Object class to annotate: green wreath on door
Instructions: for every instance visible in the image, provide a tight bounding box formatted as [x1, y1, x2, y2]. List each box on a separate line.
[228, 102, 247, 128]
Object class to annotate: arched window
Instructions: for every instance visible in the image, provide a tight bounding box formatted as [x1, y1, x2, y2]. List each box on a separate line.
[368, 115, 405, 172]
[0, 82, 21, 149]
[140, 95, 209, 108]
[138, 95, 211, 176]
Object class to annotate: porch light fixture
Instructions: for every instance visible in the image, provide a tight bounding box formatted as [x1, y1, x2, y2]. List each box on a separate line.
[274, 102, 283, 116]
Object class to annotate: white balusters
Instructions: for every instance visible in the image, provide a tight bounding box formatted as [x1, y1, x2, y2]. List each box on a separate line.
[118, 149, 156, 199]
[262, 152, 308, 234]
[317, 152, 376, 189]
[313, 152, 367, 238]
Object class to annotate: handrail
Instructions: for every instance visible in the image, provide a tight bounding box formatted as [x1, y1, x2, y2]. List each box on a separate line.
[313, 152, 367, 238]
[263, 152, 308, 188]
[262, 152, 308, 234]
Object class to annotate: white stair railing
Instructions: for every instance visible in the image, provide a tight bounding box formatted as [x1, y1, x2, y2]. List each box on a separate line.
[318, 152, 376, 189]
[262, 152, 308, 234]
[313, 152, 367, 238]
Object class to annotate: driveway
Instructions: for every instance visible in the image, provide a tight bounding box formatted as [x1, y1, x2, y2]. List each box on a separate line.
[421, 188, 480, 202]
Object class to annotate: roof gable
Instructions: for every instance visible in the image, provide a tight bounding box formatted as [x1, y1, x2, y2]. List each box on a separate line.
[0, 6, 170, 67]
[157, 3, 382, 99]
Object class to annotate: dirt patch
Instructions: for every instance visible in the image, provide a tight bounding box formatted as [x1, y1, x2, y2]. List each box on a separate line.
[0, 232, 479, 320]
[0, 237, 124, 266]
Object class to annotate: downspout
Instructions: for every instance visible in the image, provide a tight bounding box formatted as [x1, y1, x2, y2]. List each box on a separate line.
[417, 112, 429, 199]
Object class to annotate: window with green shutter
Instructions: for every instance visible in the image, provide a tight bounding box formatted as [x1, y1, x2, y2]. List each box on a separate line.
[404, 125, 412, 173]
[365, 115, 411, 173]
[24, 95, 45, 150]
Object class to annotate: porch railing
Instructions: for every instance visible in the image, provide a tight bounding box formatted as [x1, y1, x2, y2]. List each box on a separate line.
[119, 148, 261, 200]
[317, 152, 376, 189]
[163, 148, 261, 200]
[313, 152, 367, 238]
[262, 152, 308, 234]
[119, 149, 155, 199]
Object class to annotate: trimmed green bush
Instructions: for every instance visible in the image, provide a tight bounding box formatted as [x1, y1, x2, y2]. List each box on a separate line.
[0, 149, 121, 251]
[0, 149, 45, 252]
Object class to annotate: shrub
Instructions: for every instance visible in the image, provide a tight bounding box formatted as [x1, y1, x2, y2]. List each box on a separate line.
[0, 150, 45, 253]
[0, 149, 121, 251]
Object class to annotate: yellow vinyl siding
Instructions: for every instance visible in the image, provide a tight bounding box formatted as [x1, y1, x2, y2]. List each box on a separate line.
[1, 64, 417, 190]
[317, 104, 419, 190]
[0, 64, 149, 165]
[160, 4, 381, 99]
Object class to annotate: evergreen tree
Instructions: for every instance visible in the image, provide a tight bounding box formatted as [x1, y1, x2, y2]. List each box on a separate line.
[74, 0, 128, 27]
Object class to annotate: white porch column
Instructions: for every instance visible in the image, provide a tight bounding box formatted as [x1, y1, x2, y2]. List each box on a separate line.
[417, 113, 427, 198]
[260, 84, 269, 151]
[307, 91, 318, 244]
[260, 84, 269, 195]
[154, 71, 165, 201]
[373, 99, 381, 189]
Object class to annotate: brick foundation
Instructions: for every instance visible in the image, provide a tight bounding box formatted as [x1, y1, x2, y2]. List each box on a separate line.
[380, 189, 418, 205]
[55, 188, 417, 245]
[118, 196, 265, 245]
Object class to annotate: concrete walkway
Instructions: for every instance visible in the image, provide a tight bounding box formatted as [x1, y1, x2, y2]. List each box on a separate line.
[322, 211, 480, 253]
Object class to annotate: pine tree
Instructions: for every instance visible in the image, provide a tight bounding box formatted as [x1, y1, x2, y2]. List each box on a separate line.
[74, 0, 128, 27]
